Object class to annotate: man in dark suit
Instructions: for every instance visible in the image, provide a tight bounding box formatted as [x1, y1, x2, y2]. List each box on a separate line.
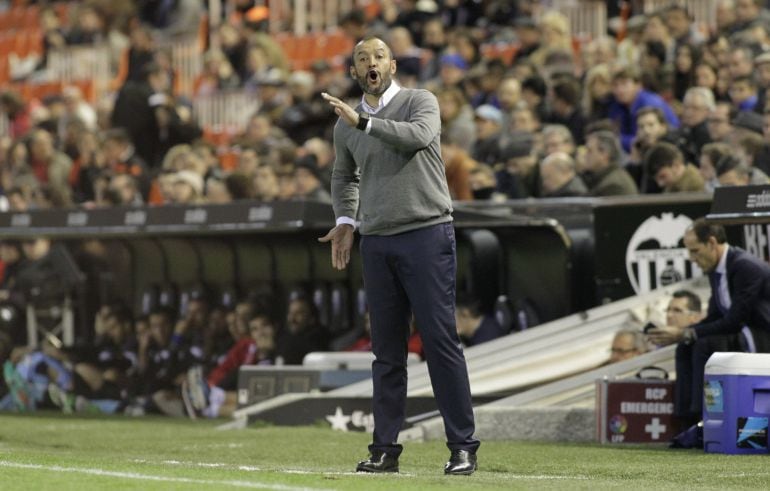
[648, 218, 770, 428]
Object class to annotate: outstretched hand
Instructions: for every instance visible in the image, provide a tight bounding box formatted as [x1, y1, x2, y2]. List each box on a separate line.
[646, 325, 684, 346]
[318, 224, 355, 270]
[322, 92, 358, 127]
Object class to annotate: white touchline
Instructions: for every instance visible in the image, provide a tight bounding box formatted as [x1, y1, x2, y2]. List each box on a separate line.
[0, 461, 331, 491]
[130, 458, 588, 480]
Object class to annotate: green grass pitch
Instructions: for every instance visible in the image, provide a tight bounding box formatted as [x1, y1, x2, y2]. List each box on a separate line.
[0, 413, 767, 490]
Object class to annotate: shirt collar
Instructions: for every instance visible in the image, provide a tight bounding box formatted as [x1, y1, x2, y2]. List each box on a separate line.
[361, 81, 401, 114]
[715, 243, 729, 275]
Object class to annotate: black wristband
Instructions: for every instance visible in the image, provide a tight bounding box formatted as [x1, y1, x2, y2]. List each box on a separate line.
[356, 112, 370, 131]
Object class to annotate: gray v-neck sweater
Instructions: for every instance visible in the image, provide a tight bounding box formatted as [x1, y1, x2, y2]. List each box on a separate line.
[330, 88, 453, 236]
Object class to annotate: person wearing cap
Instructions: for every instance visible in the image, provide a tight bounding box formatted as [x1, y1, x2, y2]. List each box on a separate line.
[471, 104, 505, 166]
[495, 131, 540, 199]
[171, 170, 205, 204]
[437, 52, 469, 89]
[319, 36, 479, 476]
[753, 52, 770, 115]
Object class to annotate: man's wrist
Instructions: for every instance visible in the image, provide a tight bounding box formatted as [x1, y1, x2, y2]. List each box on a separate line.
[356, 111, 370, 131]
[681, 327, 696, 345]
[336, 216, 358, 230]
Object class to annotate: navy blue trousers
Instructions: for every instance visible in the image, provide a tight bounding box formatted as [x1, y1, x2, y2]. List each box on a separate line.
[360, 222, 479, 457]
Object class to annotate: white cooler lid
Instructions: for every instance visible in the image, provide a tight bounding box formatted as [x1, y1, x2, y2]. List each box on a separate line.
[705, 352, 770, 375]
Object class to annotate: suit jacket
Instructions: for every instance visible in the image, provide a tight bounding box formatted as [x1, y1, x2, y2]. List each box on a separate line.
[694, 247, 770, 338]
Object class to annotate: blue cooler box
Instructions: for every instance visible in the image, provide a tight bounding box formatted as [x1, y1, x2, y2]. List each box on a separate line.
[703, 352, 770, 454]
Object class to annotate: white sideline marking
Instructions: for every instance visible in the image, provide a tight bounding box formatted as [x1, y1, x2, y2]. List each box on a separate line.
[0, 461, 330, 490]
[130, 458, 587, 480]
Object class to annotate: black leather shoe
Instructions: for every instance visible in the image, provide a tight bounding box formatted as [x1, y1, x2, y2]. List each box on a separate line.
[356, 451, 399, 473]
[444, 449, 477, 475]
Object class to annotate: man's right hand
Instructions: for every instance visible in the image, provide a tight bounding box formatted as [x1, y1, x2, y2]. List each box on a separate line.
[318, 224, 354, 270]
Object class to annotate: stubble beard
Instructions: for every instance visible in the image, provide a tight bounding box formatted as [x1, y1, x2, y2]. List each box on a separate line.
[357, 71, 392, 97]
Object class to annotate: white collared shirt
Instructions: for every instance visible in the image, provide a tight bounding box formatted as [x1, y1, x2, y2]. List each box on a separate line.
[336, 81, 402, 229]
[714, 244, 731, 310]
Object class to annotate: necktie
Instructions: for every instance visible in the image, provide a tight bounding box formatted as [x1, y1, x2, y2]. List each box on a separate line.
[710, 271, 727, 316]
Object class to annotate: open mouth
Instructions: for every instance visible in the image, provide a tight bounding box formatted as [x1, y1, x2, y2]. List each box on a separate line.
[367, 69, 379, 83]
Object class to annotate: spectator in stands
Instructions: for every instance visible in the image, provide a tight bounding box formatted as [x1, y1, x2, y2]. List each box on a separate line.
[640, 40, 672, 97]
[437, 87, 476, 154]
[440, 137, 476, 201]
[108, 174, 144, 206]
[541, 124, 575, 159]
[673, 43, 700, 102]
[706, 101, 735, 143]
[698, 142, 732, 192]
[102, 128, 150, 199]
[471, 104, 504, 166]
[583, 130, 639, 196]
[540, 152, 588, 198]
[495, 131, 539, 199]
[293, 155, 332, 203]
[521, 75, 550, 125]
[679, 87, 715, 162]
[666, 5, 704, 48]
[111, 62, 202, 168]
[468, 165, 502, 201]
[608, 66, 679, 152]
[437, 53, 469, 90]
[733, 0, 770, 33]
[27, 128, 73, 205]
[645, 141, 704, 193]
[454, 294, 506, 347]
[715, 154, 770, 187]
[66, 4, 105, 45]
[169, 170, 205, 204]
[608, 329, 649, 364]
[549, 77, 587, 145]
[255, 68, 290, 123]
[418, 17, 447, 83]
[753, 53, 770, 116]
[510, 106, 542, 138]
[528, 10, 571, 67]
[729, 75, 758, 112]
[2, 141, 36, 197]
[511, 17, 540, 64]
[387, 26, 423, 87]
[275, 294, 328, 365]
[647, 219, 770, 430]
[302, 137, 334, 190]
[277, 71, 336, 145]
[694, 62, 719, 95]
[253, 163, 280, 202]
[642, 11, 675, 63]
[582, 64, 613, 123]
[194, 49, 241, 96]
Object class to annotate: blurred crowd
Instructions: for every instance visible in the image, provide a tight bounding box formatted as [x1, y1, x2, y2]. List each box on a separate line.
[3, 0, 770, 416]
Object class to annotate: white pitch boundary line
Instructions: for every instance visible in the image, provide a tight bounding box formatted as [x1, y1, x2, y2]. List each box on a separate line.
[0, 461, 331, 491]
[130, 458, 588, 480]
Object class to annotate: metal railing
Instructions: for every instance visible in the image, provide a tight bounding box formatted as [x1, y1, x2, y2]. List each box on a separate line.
[192, 89, 259, 134]
[641, 0, 717, 29]
[545, 0, 607, 39]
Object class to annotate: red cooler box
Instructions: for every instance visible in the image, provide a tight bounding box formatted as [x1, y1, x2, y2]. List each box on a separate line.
[596, 370, 676, 444]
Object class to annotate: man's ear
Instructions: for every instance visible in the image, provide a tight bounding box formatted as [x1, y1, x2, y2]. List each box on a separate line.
[349, 66, 356, 79]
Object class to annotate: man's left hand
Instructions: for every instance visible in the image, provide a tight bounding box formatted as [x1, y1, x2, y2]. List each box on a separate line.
[646, 325, 685, 346]
[322, 92, 358, 127]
